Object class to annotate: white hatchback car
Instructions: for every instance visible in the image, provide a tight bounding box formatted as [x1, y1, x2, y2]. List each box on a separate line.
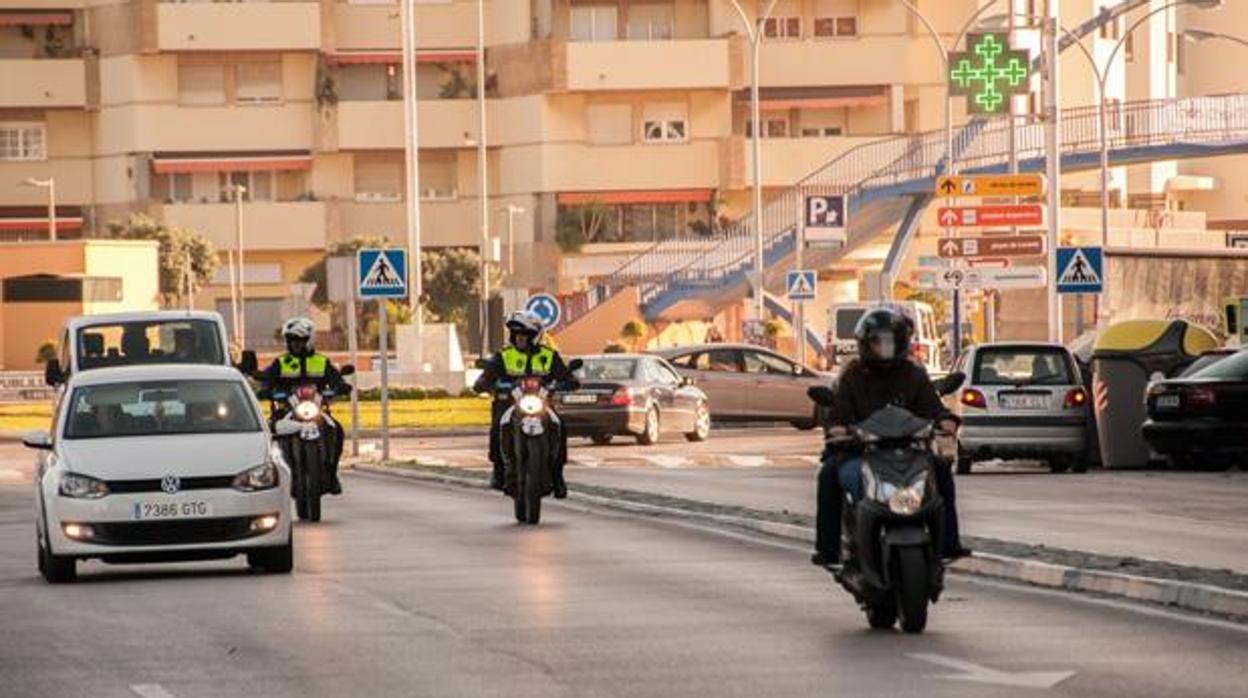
[25, 364, 293, 583]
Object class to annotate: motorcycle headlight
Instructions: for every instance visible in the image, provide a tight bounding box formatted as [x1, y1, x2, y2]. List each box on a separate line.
[516, 394, 545, 416]
[232, 463, 279, 492]
[887, 485, 924, 516]
[58, 472, 109, 499]
[294, 400, 320, 421]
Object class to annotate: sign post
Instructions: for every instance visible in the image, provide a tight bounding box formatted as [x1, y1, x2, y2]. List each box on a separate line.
[358, 248, 409, 462]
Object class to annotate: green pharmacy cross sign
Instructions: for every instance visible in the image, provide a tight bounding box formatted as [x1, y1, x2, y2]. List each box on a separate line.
[948, 33, 1032, 115]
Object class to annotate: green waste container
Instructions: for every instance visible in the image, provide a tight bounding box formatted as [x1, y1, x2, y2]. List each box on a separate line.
[1091, 320, 1219, 469]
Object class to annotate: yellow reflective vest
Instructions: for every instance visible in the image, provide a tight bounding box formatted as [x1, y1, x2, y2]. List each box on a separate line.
[279, 353, 329, 379]
[501, 345, 555, 376]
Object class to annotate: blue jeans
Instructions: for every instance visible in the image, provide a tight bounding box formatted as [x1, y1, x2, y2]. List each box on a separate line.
[815, 452, 861, 557]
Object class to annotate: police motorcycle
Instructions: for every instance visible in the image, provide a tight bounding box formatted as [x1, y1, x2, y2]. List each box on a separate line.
[263, 364, 354, 522]
[807, 374, 962, 634]
[488, 358, 582, 525]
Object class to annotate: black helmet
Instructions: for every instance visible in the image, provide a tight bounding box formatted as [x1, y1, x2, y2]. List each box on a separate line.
[855, 308, 913, 368]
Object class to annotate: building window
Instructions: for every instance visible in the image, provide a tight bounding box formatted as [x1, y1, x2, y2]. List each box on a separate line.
[561, 201, 709, 243]
[763, 16, 801, 39]
[642, 102, 688, 143]
[178, 64, 226, 106]
[220, 171, 275, 202]
[627, 2, 674, 40]
[814, 0, 858, 38]
[801, 126, 843, 137]
[0, 123, 47, 161]
[235, 62, 282, 105]
[570, 3, 618, 42]
[1125, 32, 1134, 62]
[153, 173, 195, 203]
[744, 117, 792, 138]
[419, 150, 458, 200]
[354, 154, 403, 202]
[587, 103, 633, 145]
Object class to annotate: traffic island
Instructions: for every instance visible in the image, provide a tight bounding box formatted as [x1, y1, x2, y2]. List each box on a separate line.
[351, 459, 1248, 622]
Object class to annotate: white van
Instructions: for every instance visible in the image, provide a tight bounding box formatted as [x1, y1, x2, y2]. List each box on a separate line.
[825, 301, 943, 374]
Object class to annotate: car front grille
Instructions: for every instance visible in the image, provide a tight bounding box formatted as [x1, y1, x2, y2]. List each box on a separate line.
[105, 475, 236, 494]
[87, 517, 260, 547]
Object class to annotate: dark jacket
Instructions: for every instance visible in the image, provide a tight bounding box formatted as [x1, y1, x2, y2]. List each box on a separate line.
[828, 359, 953, 428]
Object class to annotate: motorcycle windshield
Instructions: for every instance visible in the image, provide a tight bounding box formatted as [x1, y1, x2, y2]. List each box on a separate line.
[854, 405, 931, 441]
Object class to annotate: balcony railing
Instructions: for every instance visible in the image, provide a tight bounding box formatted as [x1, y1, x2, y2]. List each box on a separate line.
[161, 201, 327, 251]
[0, 59, 86, 108]
[156, 1, 321, 52]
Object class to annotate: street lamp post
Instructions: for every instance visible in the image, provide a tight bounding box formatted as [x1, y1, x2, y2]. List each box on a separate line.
[723, 0, 778, 324]
[499, 204, 525, 279]
[20, 177, 56, 241]
[475, 0, 490, 353]
[399, 0, 425, 371]
[225, 183, 247, 349]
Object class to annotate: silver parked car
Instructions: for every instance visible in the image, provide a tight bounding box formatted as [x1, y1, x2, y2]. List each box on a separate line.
[945, 342, 1090, 474]
[653, 344, 829, 429]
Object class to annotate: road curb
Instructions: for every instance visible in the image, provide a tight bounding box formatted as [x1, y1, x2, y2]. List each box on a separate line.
[352, 461, 1248, 622]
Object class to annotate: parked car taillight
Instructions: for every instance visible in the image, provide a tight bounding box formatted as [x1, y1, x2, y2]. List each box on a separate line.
[1063, 387, 1088, 409]
[610, 388, 632, 406]
[1186, 386, 1218, 410]
[960, 388, 987, 409]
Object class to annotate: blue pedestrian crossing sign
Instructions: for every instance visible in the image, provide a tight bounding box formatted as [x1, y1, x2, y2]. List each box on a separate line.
[525, 293, 562, 330]
[786, 270, 817, 301]
[357, 248, 408, 299]
[1055, 246, 1103, 294]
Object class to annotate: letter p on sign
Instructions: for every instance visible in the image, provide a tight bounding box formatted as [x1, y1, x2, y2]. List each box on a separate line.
[805, 195, 846, 230]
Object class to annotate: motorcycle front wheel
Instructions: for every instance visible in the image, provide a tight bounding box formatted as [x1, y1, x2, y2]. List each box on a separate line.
[514, 433, 547, 525]
[895, 546, 930, 634]
[295, 437, 326, 522]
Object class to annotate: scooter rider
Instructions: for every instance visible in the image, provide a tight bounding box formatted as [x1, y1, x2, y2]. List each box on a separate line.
[257, 317, 350, 495]
[473, 310, 575, 498]
[811, 308, 970, 568]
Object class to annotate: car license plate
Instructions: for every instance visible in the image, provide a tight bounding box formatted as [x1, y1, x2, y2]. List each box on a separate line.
[562, 394, 597, 405]
[1156, 394, 1181, 409]
[131, 501, 213, 521]
[1001, 394, 1048, 410]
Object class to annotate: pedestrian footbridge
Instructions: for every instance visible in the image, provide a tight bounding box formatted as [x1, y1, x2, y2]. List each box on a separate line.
[557, 92, 1248, 341]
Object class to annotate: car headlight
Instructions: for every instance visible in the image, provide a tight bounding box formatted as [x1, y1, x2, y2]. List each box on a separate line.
[232, 463, 279, 492]
[294, 400, 320, 421]
[58, 472, 109, 499]
[516, 394, 545, 416]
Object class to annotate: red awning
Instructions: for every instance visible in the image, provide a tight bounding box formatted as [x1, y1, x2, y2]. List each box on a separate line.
[0, 217, 82, 231]
[558, 190, 713, 206]
[0, 12, 73, 26]
[325, 50, 477, 65]
[152, 154, 314, 174]
[760, 95, 887, 110]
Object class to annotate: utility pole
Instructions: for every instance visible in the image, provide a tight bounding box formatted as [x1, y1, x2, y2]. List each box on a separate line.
[476, 0, 490, 353]
[1044, 0, 1063, 343]
[400, 0, 425, 371]
[231, 184, 247, 349]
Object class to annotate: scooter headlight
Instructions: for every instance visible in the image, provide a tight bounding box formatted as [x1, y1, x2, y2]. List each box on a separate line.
[294, 400, 320, 421]
[886, 477, 927, 516]
[516, 394, 545, 416]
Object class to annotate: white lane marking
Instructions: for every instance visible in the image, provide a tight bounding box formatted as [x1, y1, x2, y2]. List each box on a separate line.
[798, 455, 821, 466]
[131, 684, 176, 698]
[0, 468, 26, 484]
[417, 457, 449, 467]
[909, 653, 1075, 689]
[644, 455, 688, 469]
[570, 454, 602, 468]
[726, 455, 768, 468]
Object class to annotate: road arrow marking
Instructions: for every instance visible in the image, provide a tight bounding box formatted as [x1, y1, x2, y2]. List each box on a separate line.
[131, 685, 177, 698]
[645, 455, 688, 469]
[571, 454, 602, 468]
[727, 455, 768, 468]
[909, 653, 1075, 689]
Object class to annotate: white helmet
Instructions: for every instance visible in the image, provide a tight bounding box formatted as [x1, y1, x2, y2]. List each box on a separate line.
[506, 310, 544, 344]
[281, 317, 316, 349]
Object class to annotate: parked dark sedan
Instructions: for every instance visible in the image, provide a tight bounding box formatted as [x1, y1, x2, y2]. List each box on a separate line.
[559, 354, 710, 446]
[1142, 348, 1248, 469]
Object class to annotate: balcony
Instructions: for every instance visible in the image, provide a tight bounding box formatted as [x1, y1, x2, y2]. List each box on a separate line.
[103, 104, 314, 152]
[722, 135, 883, 189]
[161, 202, 327, 252]
[0, 59, 86, 108]
[562, 39, 732, 92]
[502, 141, 721, 193]
[334, 199, 477, 247]
[334, 100, 478, 150]
[758, 37, 940, 87]
[0, 160, 92, 207]
[156, 2, 321, 52]
[330, 2, 477, 51]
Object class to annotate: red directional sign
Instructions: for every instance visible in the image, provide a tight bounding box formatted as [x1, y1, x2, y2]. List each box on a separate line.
[938, 235, 1046, 259]
[937, 204, 1044, 228]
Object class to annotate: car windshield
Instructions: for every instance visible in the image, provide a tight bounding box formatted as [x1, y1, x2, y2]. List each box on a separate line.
[77, 319, 223, 370]
[973, 347, 1074, 386]
[64, 379, 260, 439]
[577, 358, 637, 381]
[1179, 352, 1231, 377]
[1188, 350, 1248, 380]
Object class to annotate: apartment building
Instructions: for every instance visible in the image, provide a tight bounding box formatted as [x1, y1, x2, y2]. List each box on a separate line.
[0, 0, 1243, 349]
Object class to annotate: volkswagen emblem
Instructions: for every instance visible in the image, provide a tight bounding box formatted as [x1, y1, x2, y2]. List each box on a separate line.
[160, 474, 181, 494]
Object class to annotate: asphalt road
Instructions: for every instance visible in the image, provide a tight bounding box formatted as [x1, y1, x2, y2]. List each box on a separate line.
[374, 429, 1248, 574]
[2, 451, 1247, 697]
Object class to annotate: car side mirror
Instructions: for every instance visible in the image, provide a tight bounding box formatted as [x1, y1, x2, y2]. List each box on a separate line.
[568, 358, 584, 372]
[340, 363, 356, 377]
[44, 358, 65, 387]
[236, 350, 258, 376]
[22, 431, 53, 451]
[935, 371, 966, 397]
[273, 420, 303, 437]
[807, 385, 837, 406]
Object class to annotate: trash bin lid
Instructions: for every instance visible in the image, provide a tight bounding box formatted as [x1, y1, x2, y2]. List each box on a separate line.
[1092, 319, 1218, 358]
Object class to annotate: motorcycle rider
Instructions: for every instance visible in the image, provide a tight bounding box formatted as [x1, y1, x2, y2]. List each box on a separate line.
[811, 307, 970, 568]
[257, 317, 350, 495]
[473, 310, 575, 498]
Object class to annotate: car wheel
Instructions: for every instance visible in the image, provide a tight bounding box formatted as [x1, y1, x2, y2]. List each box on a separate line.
[1070, 456, 1089, 474]
[685, 402, 711, 442]
[248, 537, 294, 574]
[1049, 459, 1070, 474]
[637, 406, 660, 446]
[590, 434, 613, 446]
[38, 534, 76, 584]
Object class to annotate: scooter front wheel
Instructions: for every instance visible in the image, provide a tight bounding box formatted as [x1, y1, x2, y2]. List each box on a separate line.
[895, 547, 930, 634]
